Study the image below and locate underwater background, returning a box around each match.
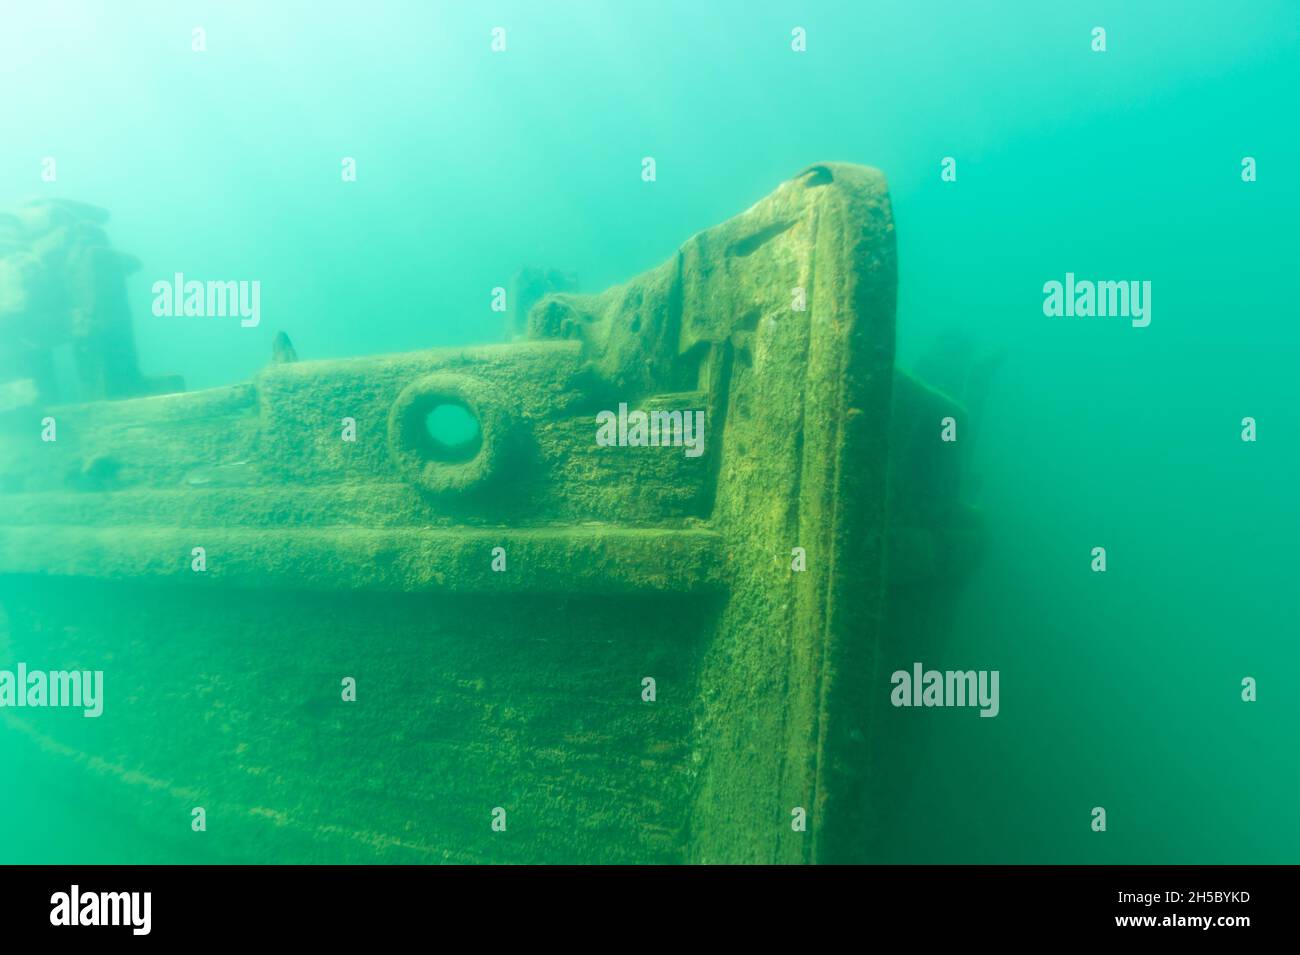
[1,0,1297,863]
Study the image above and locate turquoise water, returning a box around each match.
[1,1,1296,863]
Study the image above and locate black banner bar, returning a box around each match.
[0,865,1285,941]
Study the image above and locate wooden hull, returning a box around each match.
[0,163,976,863]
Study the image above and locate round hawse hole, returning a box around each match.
[424,402,482,463]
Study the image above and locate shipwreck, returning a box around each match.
[0,163,981,863]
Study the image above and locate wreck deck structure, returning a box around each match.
[0,163,976,863]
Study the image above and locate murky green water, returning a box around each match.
[1,1,1296,863]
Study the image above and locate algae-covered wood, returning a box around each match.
[0,163,973,864]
